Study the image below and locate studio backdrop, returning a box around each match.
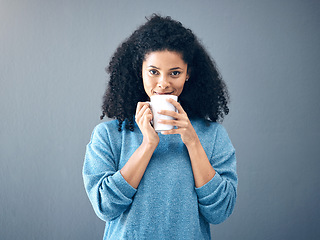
[1,0,319,239]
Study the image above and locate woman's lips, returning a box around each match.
[154,91,174,95]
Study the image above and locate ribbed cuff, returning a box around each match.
[113,171,137,199]
[195,171,223,199]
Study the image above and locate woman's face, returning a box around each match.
[142,50,189,98]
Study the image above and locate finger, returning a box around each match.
[142,109,156,131]
[136,104,151,121]
[135,102,143,116]
[135,106,148,124]
[141,107,154,127]
[157,109,180,119]
[158,119,188,128]
[135,102,150,117]
[160,128,181,135]
[166,98,186,114]
[162,126,190,135]
[142,107,152,121]
[136,105,148,122]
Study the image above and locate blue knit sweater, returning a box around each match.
[83,119,237,239]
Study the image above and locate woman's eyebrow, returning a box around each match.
[170,67,183,70]
[148,65,160,69]
[147,66,184,70]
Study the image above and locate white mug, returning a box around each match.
[148,95,178,132]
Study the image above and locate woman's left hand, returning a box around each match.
[158,98,199,147]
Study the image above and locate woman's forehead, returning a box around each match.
[143,50,187,67]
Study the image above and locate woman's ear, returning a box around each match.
[186,68,191,81]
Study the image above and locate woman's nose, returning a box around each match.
[157,76,170,89]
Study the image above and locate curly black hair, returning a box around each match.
[100,14,229,131]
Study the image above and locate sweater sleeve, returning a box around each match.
[82,124,137,222]
[195,124,237,224]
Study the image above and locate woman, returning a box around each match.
[83,15,237,240]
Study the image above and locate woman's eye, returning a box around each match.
[149,70,158,75]
[171,71,181,76]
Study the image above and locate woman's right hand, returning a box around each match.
[119,103,159,189]
[135,102,159,146]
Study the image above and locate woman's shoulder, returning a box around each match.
[90,119,139,140]
[192,119,234,155]
[88,119,122,142]
[191,118,230,139]
[92,119,118,134]
[191,118,221,130]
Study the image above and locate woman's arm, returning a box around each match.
[120,102,159,189]
[185,137,216,188]
[159,99,215,187]
[83,124,137,222]
[83,102,159,221]
[195,124,237,224]
[159,99,237,224]
[120,140,157,189]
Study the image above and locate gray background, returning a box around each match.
[1,0,319,239]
